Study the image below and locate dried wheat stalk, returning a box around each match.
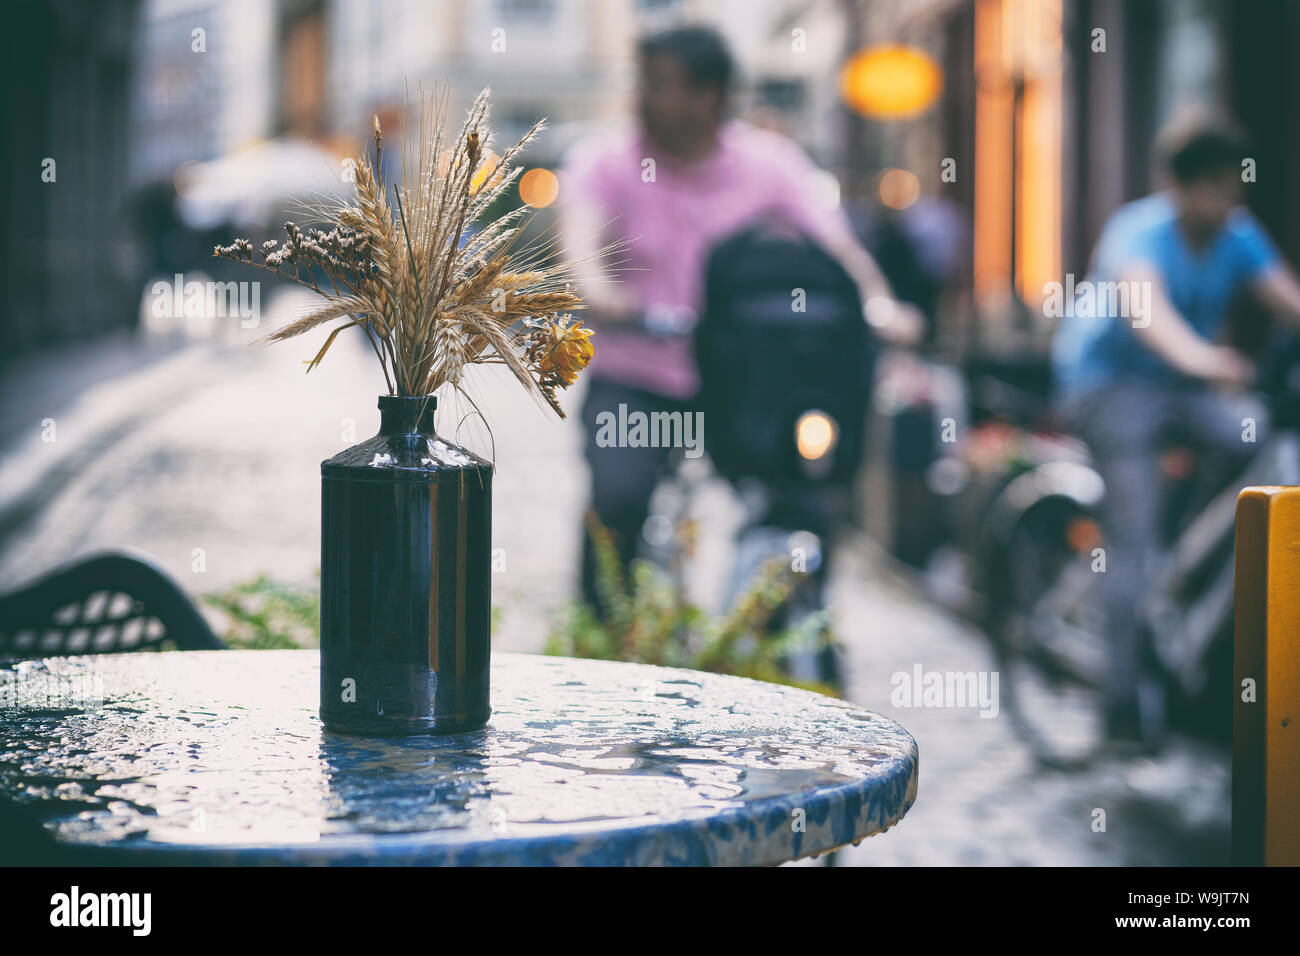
[215,87,600,418]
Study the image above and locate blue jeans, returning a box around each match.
[1060,382,1266,716]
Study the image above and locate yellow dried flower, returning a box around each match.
[540,320,594,387]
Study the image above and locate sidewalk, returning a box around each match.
[820,539,1229,865]
[0,334,224,555]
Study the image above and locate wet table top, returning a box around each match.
[0,650,917,866]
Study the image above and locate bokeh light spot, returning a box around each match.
[519,167,559,208]
[878,168,921,210]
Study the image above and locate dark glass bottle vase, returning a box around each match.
[320,395,492,736]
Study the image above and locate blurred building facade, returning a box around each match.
[8,0,1299,358]
[130,0,858,175]
[830,0,1300,357]
[942,0,1300,355]
[4,0,143,354]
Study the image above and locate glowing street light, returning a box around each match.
[840,45,943,119]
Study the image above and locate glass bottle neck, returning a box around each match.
[377,396,438,436]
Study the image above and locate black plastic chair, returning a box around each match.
[0,551,224,659]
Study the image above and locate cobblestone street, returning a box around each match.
[0,299,1230,865]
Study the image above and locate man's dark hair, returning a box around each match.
[1157,113,1247,184]
[638,25,735,94]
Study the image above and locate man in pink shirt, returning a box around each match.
[562,25,913,606]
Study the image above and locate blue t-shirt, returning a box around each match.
[1052,193,1279,397]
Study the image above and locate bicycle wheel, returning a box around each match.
[995,508,1109,768]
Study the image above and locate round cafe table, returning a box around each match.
[0,650,917,866]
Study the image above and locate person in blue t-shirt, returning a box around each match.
[1051,114,1300,749]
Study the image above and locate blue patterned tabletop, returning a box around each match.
[0,650,917,866]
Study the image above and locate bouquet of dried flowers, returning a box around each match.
[214,88,595,418]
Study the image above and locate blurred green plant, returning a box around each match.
[544,515,840,696]
[202,573,321,649]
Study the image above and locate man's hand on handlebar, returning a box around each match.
[865,297,926,348]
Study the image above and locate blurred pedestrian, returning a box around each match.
[560,24,917,609]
